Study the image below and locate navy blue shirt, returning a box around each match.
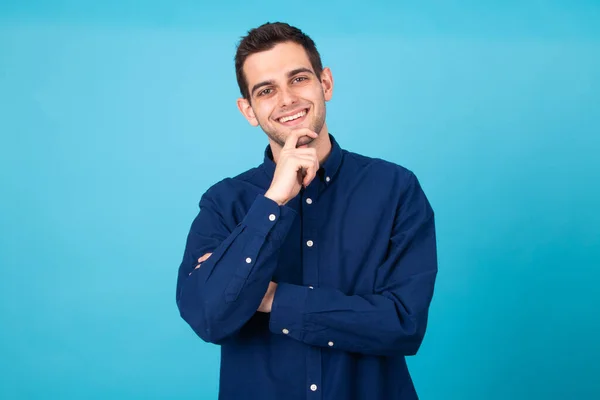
[176,134,437,400]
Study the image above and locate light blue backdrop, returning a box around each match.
[1,1,599,399]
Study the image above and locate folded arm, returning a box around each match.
[176,187,297,344]
[269,172,438,357]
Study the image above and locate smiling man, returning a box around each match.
[176,22,438,400]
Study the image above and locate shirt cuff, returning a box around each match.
[241,194,296,237]
[269,283,309,339]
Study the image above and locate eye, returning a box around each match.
[258,88,273,97]
[293,76,308,83]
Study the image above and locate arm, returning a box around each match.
[176,188,297,344]
[177,129,321,344]
[269,171,437,357]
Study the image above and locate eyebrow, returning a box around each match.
[250,67,315,97]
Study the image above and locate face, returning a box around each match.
[237,41,334,148]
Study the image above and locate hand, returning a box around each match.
[189,252,212,275]
[264,129,319,206]
[257,282,278,313]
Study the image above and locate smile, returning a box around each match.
[278,109,307,123]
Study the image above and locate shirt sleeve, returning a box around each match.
[269,171,437,357]
[176,185,297,344]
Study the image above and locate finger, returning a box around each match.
[292,154,318,163]
[189,264,202,275]
[282,130,302,150]
[298,159,318,187]
[293,152,318,173]
[292,155,318,177]
[290,128,319,139]
[191,253,213,275]
[292,128,319,149]
[303,167,317,187]
[283,129,318,150]
[292,148,318,158]
[291,158,310,186]
[197,252,212,263]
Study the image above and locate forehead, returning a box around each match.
[243,41,314,85]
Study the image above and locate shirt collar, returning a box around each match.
[261,133,343,185]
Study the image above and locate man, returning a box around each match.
[176,22,437,400]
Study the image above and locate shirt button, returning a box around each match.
[308,286,314,289]
[245,257,252,264]
[310,384,318,391]
[325,176,331,182]
[306,198,313,204]
[328,341,334,347]
[269,214,276,221]
[282,328,289,335]
[306,240,314,247]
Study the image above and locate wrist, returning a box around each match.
[264,190,287,206]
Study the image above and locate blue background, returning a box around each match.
[1,1,599,399]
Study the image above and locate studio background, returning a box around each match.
[1,1,599,399]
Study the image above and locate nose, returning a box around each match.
[279,85,298,108]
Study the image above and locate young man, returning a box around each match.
[176,22,438,400]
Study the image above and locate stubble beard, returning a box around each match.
[260,101,326,148]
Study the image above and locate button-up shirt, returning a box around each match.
[176,134,438,400]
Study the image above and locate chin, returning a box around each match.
[297,135,315,146]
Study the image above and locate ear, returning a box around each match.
[320,67,334,102]
[237,97,259,127]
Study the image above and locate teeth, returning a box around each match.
[279,110,306,123]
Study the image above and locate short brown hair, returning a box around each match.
[235,22,323,100]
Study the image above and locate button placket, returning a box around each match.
[301,182,320,288]
[302,183,322,400]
